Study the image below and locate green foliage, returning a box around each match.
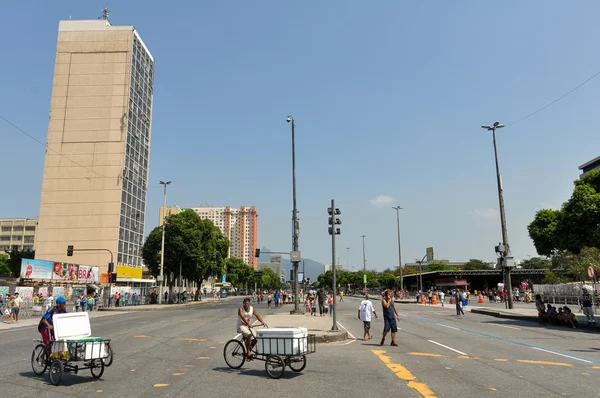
[225,257,253,290]
[3,249,35,278]
[528,169,600,255]
[377,272,397,288]
[142,209,229,289]
[394,266,418,276]
[519,257,551,270]
[542,270,562,284]
[462,259,491,270]
[260,268,282,290]
[550,247,600,282]
[0,254,11,277]
[424,262,455,272]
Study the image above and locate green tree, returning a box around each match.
[3,249,35,278]
[142,209,228,299]
[528,209,560,257]
[394,266,418,277]
[0,254,11,277]
[542,270,562,284]
[377,272,397,288]
[317,270,333,289]
[225,257,253,292]
[260,268,282,290]
[462,259,491,270]
[424,262,454,272]
[519,257,551,269]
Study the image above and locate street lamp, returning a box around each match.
[416,253,427,292]
[159,180,171,304]
[287,115,301,313]
[361,235,367,293]
[346,247,350,272]
[179,255,199,304]
[481,122,514,310]
[392,206,403,292]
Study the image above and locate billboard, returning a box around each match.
[116,265,142,279]
[426,247,434,262]
[52,263,78,281]
[15,286,33,300]
[78,265,100,283]
[21,259,54,280]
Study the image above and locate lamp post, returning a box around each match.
[392,206,403,292]
[361,235,367,293]
[287,115,301,313]
[346,247,350,272]
[417,254,427,292]
[159,180,171,304]
[481,122,514,310]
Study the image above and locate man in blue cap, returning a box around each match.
[39,296,67,345]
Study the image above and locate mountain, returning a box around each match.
[257,246,324,281]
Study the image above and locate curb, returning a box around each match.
[470,308,600,332]
[313,330,348,344]
[98,300,220,312]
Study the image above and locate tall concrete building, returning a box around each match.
[35,19,154,271]
[579,156,600,176]
[0,218,38,253]
[159,205,259,268]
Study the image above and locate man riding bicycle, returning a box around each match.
[237,298,268,358]
[39,296,67,345]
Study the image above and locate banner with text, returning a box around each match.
[21,259,54,280]
[52,262,78,281]
[78,266,100,283]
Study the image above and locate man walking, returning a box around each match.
[380,289,400,346]
[12,292,23,323]
[358,294,377,341]
[317,287,326,316]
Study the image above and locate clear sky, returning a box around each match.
[1,1,599,271]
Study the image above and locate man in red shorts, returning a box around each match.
[39,296,67,344]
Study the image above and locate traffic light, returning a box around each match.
[110,272,117,283]
[328,207,341,235]
[255,248,261,258]
[108,262,114,273]
[67,245,74,256]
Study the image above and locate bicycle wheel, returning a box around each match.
[223,339,246,369]
[265,355,285,379]
[90,359,105,379]
[102,345,114,367]
[48,360,63,386]
[31,344,48,375]
[288,355,307,372]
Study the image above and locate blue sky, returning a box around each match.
[1,1,599,271]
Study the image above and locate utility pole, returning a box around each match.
[287,115,301,313]
[159,180,171,304]
[328,200,341,331]
[482,122,514,310]
[392,206,403,292]
[346,247,350,271]
[361,235,367,293]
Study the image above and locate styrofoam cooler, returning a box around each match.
[52,312,108,360]
[257,327,308,355]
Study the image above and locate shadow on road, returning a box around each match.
[20,371,106,387]
[212,366,302,379]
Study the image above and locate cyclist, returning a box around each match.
[38,296,67,345]
[237,298,268,358]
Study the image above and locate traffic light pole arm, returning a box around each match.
[70,248,114,265]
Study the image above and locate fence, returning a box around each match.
[533,283,599,306]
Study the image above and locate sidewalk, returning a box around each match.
[98,296,232,312]
[0,310,127,331]
[263,312,347,343]
[470,307,600,331]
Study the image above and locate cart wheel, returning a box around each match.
[90,359,105,379]
[31,344,48,375]
[49,360,63,385]
[265,355,285,379]
[102,345,114,367]
[288,355,307,372]
[223,339,246,369]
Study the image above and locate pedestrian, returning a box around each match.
[380,289,400,346]
[358,294,377,341]
[439,291,445,307]
[12,292,23,323]
[328,295,334,317]
[323,294,329,315]
[317,287,326,316]
[581,289,596,325]
[454,289,465,317]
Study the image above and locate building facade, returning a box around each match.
[324,264,344,273]
[159,205,259,268]
[35,19,154,272]
[0,219,37,253]
[579,156,600,176]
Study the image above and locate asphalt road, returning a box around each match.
[1,296,599,397]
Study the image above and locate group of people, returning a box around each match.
[0,292,23,324]
[535,290,597,328]
[305,287,335,317]
[74,293,99,312]
[358,290,401,346]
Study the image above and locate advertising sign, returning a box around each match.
[116,265,142,279]
[52,262,78,281]
[426,247,434,262]
[100,273,109,284]
[15,286,33,300]
[20,259,54,280]
[52,287,65,299]
[38,287,48,298]
[0,286,8,297]
[78,266,99,283]
[588,266,595,279]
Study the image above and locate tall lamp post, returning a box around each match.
[287,115,301,313]
[482,122,514,310]
[346,247,350,272]
[361,235,367,293]
[159,180,171,304]
[392,206,403,292]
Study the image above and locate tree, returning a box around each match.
[225,257,253,292]
[519,257,551,270]
[542,270,562,284]
[528,209,560,257]
[142,209,229,300]
[0,254,10,277]
[394,266,418,277]
[462,259,491,270]
[424,262,454,272]
[260,268,282,290]
[317,270,333,289]
[3,249,35,278]
[377,272,397,288]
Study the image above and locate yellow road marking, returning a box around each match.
[488,388,497,391]
[457,356,470,359]
[445,367,452,370]
[516,360,572,367]
[153,384,168,387]
[130,369,135,372]
[593,366,600,369]
[408,352,444,357]
[582,373,590,376]
[210,346,216,349]
[135,335,151,338]
[197,357,210,360]
[494,359,508,362]
[172,373,184,376]
[372,350,436,398]
[179,338,200,341]
[97,390,103,393]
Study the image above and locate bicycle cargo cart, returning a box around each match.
[223,327,316,378]
[30,312,112,385]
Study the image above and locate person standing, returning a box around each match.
[317,287,326,316]
[439,291,445,307]
[581,289,596,325]
[328,295,334,317]
[380,290,400,346]
[12,292,23,323]
[358,294,377,341]
[454,289,464,317]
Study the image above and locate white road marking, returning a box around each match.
[336,321,357,340]
[428,340,467,356]
[438,324,460,331]
[531,347,592,364]
[342,340,356,345]
[491,323,521,330]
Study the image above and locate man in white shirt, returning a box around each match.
[12,292,23,323]
[46,294,54,311]
[358,294,378,341]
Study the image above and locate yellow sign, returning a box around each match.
[426,247,434,253]
[116,265,142,279]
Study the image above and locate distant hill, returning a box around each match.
[258,246,324,281]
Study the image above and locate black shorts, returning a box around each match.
[363,321,371,331]
[383,317,397,333]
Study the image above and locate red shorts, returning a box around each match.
[40,328,51,345]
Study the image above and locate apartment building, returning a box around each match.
[0,218,37,253]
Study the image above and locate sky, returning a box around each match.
[1,1,599,271]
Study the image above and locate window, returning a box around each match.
[13,226,23,232]
[25,226,36,232]
[1,227,11,232]
[24,236,34,243]
[0,236,10,241]
[12,236,22,241]
[23,245,33,251]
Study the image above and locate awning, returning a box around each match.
[87,284,100,291]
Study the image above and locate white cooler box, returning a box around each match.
[257,327,308,356]
[52,312,108,361]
